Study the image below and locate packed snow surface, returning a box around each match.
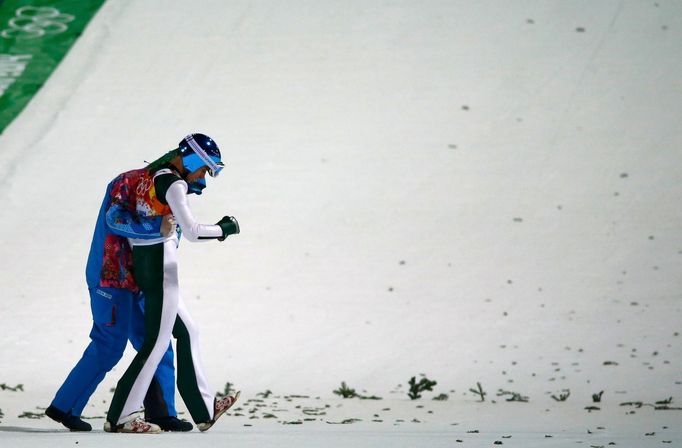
[1,1,681,446]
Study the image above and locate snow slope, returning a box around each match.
[0,0,681,445]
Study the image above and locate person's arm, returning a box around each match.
[105,203,165,239]
[164,180,224,242]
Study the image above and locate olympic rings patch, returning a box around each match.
[136,178,153,196]
[1,6,75,40]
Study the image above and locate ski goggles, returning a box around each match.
[182,153,224,177]
[183,134,225,177]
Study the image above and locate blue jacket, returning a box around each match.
[85,174,164,290]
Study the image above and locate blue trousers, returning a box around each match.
[51,287,176,418]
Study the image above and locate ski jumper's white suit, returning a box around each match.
[106,166,224,425]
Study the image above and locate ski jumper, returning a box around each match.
[50,173,178,419]
[107,167,224,425]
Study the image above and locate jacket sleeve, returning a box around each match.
[105,174,164,239]
[165,180,223,242]
[105,204,164,239]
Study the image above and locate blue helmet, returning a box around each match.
[178,133,224,177]
[178,133,224,195]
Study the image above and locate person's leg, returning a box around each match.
[51,288,132,414]
[172,292,239,431]
[48,288,132,429]
[106,241,179,427]
[128,291,177,419]
[173,294,213,423]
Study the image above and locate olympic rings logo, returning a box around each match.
[136,178,153,196]
[1,6,75,40]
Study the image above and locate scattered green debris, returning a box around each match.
[621,401,643,408]
[469,382,487,402]
[551,389,571,402]
[619,398,682,411]
[327,418,362,425]
[433,393,449,401]
[656,405,682,411]
[0,383,24,392]
[497,389,529,402]
[256,390,273,399]
[592,391,604,403]
[302,407,327,416]
[333,382,357,398]
[18,411,44,419]
[282,420,303,425]
[216,382,235,398]
[655,397,682,410]
[333,382,381,400]
[408,375,437,400]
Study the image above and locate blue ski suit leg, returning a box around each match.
[51,287,176,417]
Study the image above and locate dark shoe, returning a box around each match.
[45,405,92,432]
[45,405,67,422]
[148,416,193,432]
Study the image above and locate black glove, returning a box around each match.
[216,216,240,241]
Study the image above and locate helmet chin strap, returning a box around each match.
[187,178,206,195]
